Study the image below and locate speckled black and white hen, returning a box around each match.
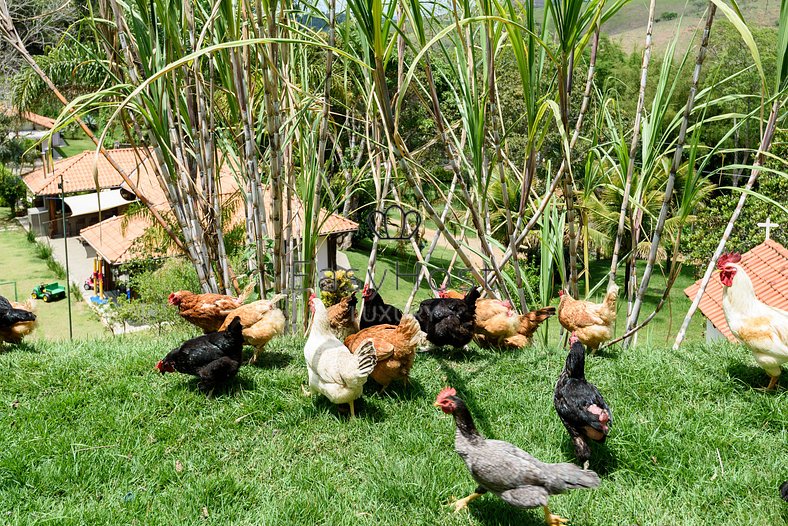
[435,387,600,525]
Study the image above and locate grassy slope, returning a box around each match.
[0,330,785,525]
[598,0,779,52]
[0,216,106,341]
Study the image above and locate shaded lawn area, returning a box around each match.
[0,214,106,341]
[0,330,785,525]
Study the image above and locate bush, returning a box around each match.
[318,268,360,307]
[660,11,678,21]
[108,258,202,329]
[33,241,52,260]
[0,165,28,214]
[683,174,788,274]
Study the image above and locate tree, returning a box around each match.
[0,164,26,214]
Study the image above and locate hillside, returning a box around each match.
[0,331,785,525]
[604,0,780,51]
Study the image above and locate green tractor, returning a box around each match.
[31,282,66,303]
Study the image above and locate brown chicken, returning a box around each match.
[326,293,360,340]
[439,287,554,348]
[500,307,558,348]
[169,284,254,333]
[557,284,618,351]
[344,314,422,389]
[0,297,37,344]
[218,294,287,363]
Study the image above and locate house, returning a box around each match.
[1,106,65,155]
[21,148,153,237]
[684,239,788,343]
[30,149,359,290]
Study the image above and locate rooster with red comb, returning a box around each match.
[434,387,600,524]
[717,251,788,389]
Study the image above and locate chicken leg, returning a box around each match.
[452,491,483,512]
[766,375,779,390]
[543,505,568,526]
[349,399,356,418]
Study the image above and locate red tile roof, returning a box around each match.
[684,240,788,342]
[22,148,153,196]
[0,105,56,129]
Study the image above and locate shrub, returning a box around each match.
[660,11,678,21]
[318,268,360,307]
[34,241,52,260]
[108,258,202,330]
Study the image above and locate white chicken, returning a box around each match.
[304,293,376,416]
[718,252,788,390]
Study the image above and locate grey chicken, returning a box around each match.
[435,387,600,525]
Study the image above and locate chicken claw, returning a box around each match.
[450,492,482,512]
[300,384,312,397]
[543,506,568,526]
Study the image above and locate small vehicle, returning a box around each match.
[84,275,95,290]
[31,282,66,303]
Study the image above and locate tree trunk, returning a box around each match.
[626,3,717,342]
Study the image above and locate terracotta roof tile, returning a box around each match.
[684,239,788,342]
[22,148,153,196]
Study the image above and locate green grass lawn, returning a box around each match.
[56,135,96,158]
[0,214,106,340]
[0,329,785,525]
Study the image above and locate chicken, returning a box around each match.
[326,293,360,340]
[168,284,253,333]
[557,284,618,351]
[415,287,481,349]
[344,314,422,389]
[781,480,788,502]
[437,286,465,300]
[434,387,600,525]
[502,307,558,348]
[156,316,244,392]
[0,296,37,344]
[438,287,555,348]
[554,333,612,469]
[304,294,377,417]
[718,252,788,390]
[218,294,287,363]
[360,286,402,329]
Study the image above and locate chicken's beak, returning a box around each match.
[433,401,441,408]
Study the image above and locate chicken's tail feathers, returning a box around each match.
[267,293,287,306]
[354,339,377,376]
[604,284,619,307]
[552,463,601,490]
[395,314,423,347]
[236,280,257,304]
[524,306,556,323]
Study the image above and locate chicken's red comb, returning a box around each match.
[717,252,742,270]
[436,387,457,402]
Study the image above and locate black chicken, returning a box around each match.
[0,295,37,344]
[156,316,244,392]
[553,333,612,469]
[0,295,36,327]
[435,387,600,525]
[415,286,481,349]
[360,285,402,329]
[781,480,788,502]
